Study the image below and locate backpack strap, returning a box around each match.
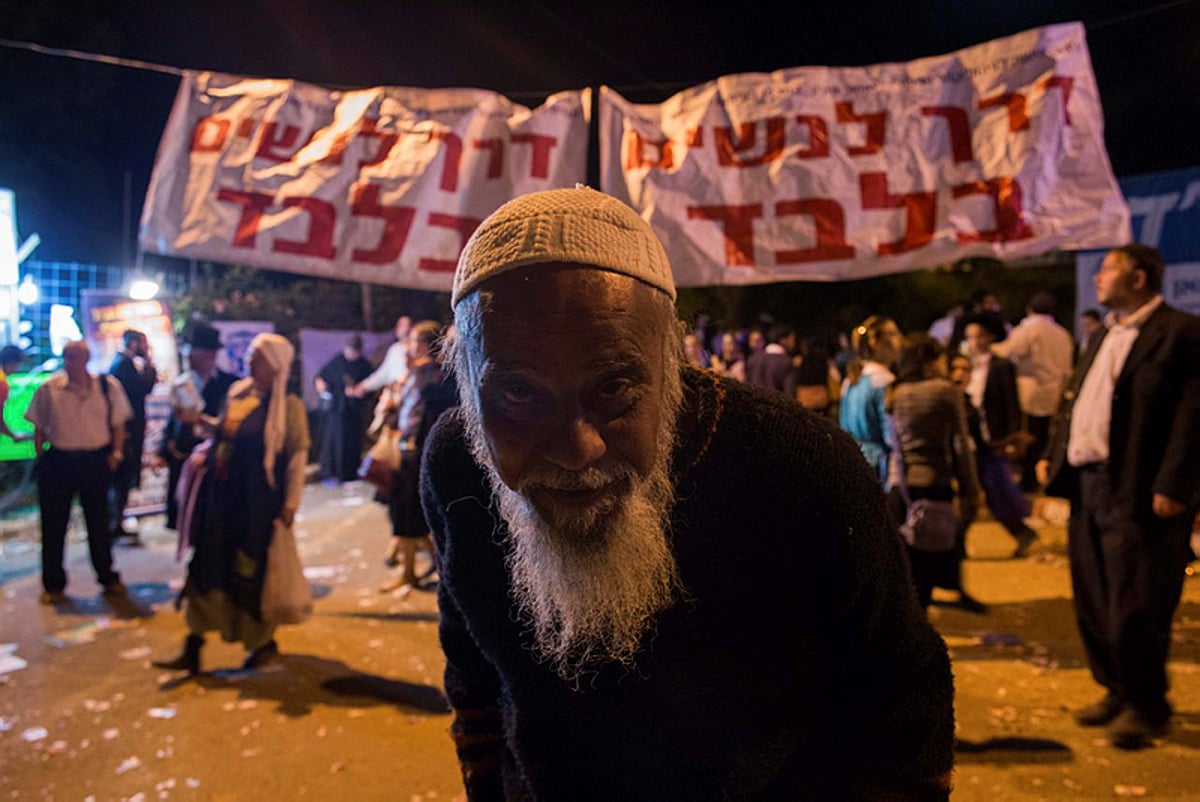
[99,373,114,430]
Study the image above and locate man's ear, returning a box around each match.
[1131,267,1149,292]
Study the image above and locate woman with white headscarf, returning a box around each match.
[154,333,310,674]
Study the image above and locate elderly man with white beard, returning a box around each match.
[420,187,954,800]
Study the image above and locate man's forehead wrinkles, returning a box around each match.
[481,312,648,354]
[481,348,648,380]
[485,303,639,330]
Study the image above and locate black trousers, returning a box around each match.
[1069,467,1193,718]
[318,409,365,482]
[38,447,120,593]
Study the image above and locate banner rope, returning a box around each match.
[2,1,1194,96]
[0,37,184,77]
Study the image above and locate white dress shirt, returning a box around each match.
[991,313,1074,417]
[25,373,133,450]
[1067,296,1163,466]
[359,341,408,393]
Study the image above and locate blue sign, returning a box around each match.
[1076,166,1200,322]
[1119,166,1200,263]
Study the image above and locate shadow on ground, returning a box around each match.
[324,609,440,624]
[159,652,450,717]
[1166,711,1200,749]
[954,736,1073,764]
[43,581,175,620]
[937,598,1200,667]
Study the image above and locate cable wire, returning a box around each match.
[3,0,1196,95]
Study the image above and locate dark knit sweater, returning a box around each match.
[421,368,954,801]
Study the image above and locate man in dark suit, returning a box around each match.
[745,323,798,396]
[962,316,1039,557]
[161,324,237,530]
[108,329,157,546]
[963,317,1020,442]
[1038,244,1200,750]
[1077,308,1105,357]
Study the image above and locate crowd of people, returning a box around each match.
[2,313,459,653]
[1,185,1197,793]
[685,294,1075,610]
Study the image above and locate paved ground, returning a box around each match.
[1,481,1198,800]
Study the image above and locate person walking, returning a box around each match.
[961,317,1039,557]
[25,340,132,605]
[888,334,984,612]
[154,333,310,673]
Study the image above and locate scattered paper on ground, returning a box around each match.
[21,726,48,742]
[45,618,133,648]
[0,643,28,674]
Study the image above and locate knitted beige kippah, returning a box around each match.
[452,185,676,306]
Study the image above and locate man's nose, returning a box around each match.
[544,416,606,472]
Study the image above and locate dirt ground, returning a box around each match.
[1,481,1198,800]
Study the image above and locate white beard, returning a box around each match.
[459,372,684,682]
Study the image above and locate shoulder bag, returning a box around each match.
[895,433,959,552]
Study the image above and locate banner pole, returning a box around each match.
[360,282,373,330]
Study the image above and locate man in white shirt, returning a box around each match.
[991,291,1074,490]
[1038,245,1200,750]
[352,315,412,397]
[25,340,134,605]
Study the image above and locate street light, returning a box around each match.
[16,274,38,306]
[129,278,160,300]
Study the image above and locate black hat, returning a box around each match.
[188,325,222,351]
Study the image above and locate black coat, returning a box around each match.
[109,352,156,436]
[745,349,797,395]
[978,355,1021,445]
[1044,302,1200,521]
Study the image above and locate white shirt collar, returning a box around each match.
[1105,295,1163,330]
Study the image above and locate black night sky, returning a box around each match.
[2,0,1198,266]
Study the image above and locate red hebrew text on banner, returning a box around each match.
[599,22,1130,286]
[140,74,590,290]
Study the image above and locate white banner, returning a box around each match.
[140,72,590,290]
[600,22,1130,286]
